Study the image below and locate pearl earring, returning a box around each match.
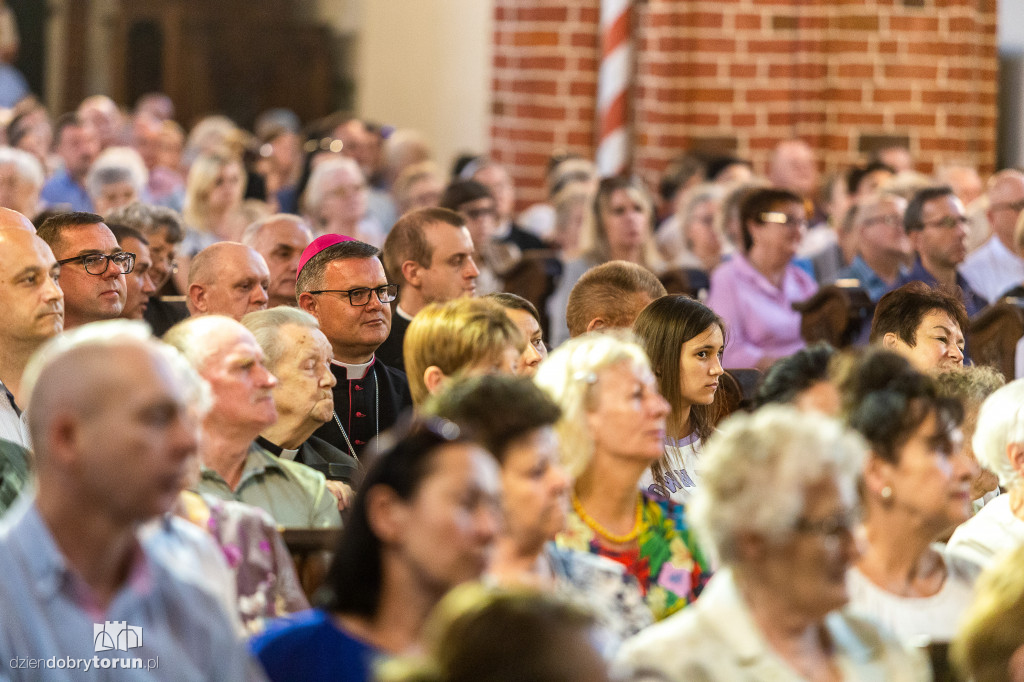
[880,486,893,500]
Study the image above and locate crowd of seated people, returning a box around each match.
[6,93,1024,681]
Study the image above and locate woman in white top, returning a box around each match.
[947,378,1024,567]
[843,350,979,645]
[632,295,725,504]
[614,406,927,681]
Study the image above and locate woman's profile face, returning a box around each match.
[206,161,244,210]
[748,200,805,262]
[601,189,649,254]
[684,198,722,265]
[500,426,569,549]
[761,476,859,622]
[678,323,725,407]
[882,409,975,529]
[585,360,670,464]
[392,442,502,593]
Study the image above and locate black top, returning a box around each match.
[254,435,359,484]
[375,312,411,373]
[145,297,190,337]
[311,358,412,458]
[501,222,547,252]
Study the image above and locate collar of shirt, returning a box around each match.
[700,567,879,669]
[254,435,300,461]
[200,442,285,488]
[730,252,798,300]
[0,377,20,417]
[331,356,375,381]
[4,494,154,616]
[394,304,414,322]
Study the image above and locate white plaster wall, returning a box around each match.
[356,0,493,170]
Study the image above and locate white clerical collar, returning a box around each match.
[332,356,375,380]
[395,305,414,322]
[278,447,300,461]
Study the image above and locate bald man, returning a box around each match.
[961,170,1024,302]
[0,322,257,678]
[186,241,270,319]
[241,214,313,309]
[0,210,63,447]
[164,315,340,528]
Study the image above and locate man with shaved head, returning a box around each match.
[37,211,131,329]
[241,214,313,309]
[165,315,340,528]
[186,241,270,319]
[0,208,63,447]
[0,321,257,678]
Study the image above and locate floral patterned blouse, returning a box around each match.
[556,491,711,621]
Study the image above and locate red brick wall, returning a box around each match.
[492,0,998,209]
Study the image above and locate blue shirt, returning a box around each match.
[899,257,987,317]
[838,255,903,303]
[40,169,93,212]
[0,495,259,681]
[251,609,380,682]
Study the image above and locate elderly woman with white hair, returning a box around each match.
[85,146,148,216]
[301,155,384,246]
[0,145,44,219]
[535,331,711,622]
[613,406,928,681]
[947,379,1024,567]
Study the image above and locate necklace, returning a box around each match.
[332,366,379,462]
[570,489,643,544]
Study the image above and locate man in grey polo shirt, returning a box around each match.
[164,314,340,528]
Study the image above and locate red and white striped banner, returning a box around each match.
[596,0,633,176]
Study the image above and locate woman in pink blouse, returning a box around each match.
[706,188,817,370]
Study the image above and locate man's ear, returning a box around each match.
[586,317,608,333]
[297,292,318,315]
[423,366,447,396]
[401,260,422,288]
[188,284,207,315]
[882,332,900,351]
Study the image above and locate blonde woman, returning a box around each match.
[536,332,710,622]
[176,150,249,291]
[404,297,524,407]
[546,176,663,347]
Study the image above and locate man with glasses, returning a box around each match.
[838,193,912,302]
[961,170,1024,303]
[899,185,987,316]
[36,211,132,329]
[297,235,412,458]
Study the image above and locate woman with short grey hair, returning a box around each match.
[947,378,1024,567]
[614,406,927,681]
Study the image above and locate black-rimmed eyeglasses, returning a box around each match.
[56,252,136,276]
[308,284,399,306]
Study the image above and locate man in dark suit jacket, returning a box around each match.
[297,235,412,463]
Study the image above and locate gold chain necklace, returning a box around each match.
[570,489,643,544]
